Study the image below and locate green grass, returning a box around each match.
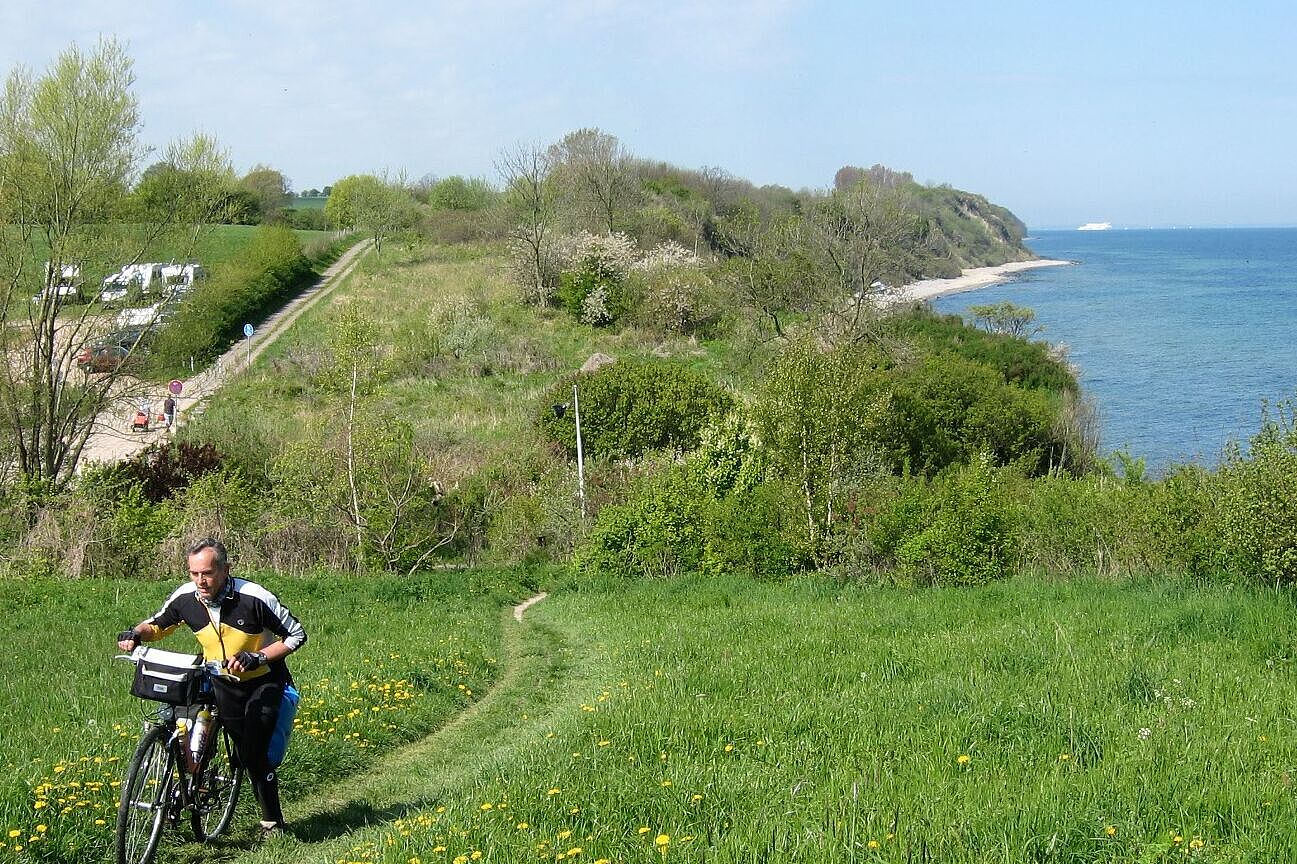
[7,572,1297,862]
[249,575,1297,863]
[0,568,532,863]
[185,240,755,485]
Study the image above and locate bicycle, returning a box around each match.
[114,646,245,864]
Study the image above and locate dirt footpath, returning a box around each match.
[77,239,372,468]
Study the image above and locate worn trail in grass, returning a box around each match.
[225,575,1297,863]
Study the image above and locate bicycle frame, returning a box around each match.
[115,650,244,864]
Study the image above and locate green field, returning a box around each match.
[5,572,1297,863]
[0,568,531,863]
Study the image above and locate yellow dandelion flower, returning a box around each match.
[7,831,19,838]
[868,839,880,849]
[548,788,562,796]
[956,754,971,765]
[558,830,572,841]
[1173,835,1183,844]
[1190,838,1204,850]
[655,834,670,847]
[409,858,422,864]
[479,803,493,811]
[517,822,529,830]
[598,740,610,747]
[35,825,46,833]
[570,807,581,815]
[638,827,651,835]
[660,779,672,787]
[471,852,482,861]
[1105,825,1116,837]
[724,744,734,752]
[52,766,65,774]
[433,845,447,853]
[566,848,582,857]
[691,794,702,802]
[1058,753,1071,762]
[94,819,106,826]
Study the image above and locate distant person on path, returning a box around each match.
[163,395,176,428]
[115,538,307,835]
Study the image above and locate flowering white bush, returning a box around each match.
[580,285,613,326]
[633,240,699,272]
[554,230,638,280]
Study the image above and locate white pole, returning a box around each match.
[573,383,586,520]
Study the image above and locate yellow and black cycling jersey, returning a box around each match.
[146,577,307,684]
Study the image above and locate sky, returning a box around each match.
[2,0,1295,230]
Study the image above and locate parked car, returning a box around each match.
[76,329,148,373]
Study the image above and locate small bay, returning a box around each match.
[933,228,1297,468]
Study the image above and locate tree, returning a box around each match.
[496,143,559,305]
[548,128,638,233]
[969,301,1042,339]
[427,175,498,211]
[324,174,417,253]
[239,163,292,223]
[754,338,890,549]
[0,40,235,498]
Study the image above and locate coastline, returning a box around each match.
[896,258,1073,303]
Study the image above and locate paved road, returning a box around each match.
[77,239,372,468]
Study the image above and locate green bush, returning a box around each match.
[150,227,357,374]
[701,479,807,579]
[573,467,706,579]
[538,360,733,461]
[876,353,1060,476]
[885,458,1019,586]
[1217,403,1297,585]
[886,307,1076,393]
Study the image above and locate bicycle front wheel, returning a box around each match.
[191,727,243,840]
[115,724,176,864]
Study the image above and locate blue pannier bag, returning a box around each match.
[268,684,300,768]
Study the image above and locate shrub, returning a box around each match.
[886,307,1077,393]
[553,231,638,324]
[116,440,225,503]
[876,353,1060,476]
[701,479,808,579]
[887,458,1019,586]
[1216,402,1297,585]
[151,227,356,374]
[573,467,706,579]
[538,360,733,461]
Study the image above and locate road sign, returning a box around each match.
[243,322,254,338]
[168,379,183,396]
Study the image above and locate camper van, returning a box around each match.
[100,263,164,303]
[159,262,205,296]
[38,263,83,302]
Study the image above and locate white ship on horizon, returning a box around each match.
[1077,221,1112,231]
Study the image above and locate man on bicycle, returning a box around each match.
[116,538,306,835]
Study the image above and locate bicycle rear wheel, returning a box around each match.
[190,727,243,840]
[115,724,176,864]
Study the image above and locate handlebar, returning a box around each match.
[115,646,241,682]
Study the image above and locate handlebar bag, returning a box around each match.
[131,648,203,705]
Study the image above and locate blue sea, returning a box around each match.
[932,228,1297,469]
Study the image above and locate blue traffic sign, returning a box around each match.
[243,323,254,338]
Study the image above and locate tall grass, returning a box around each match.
[250,575,1297,863]
[0,568,530,863]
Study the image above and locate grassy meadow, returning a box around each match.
[0,568,532,863]
[184,241,750,503]
[5,570,1297,862]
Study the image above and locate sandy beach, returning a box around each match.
[896,258,1073,303]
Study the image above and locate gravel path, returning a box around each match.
[77,238,372,468]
